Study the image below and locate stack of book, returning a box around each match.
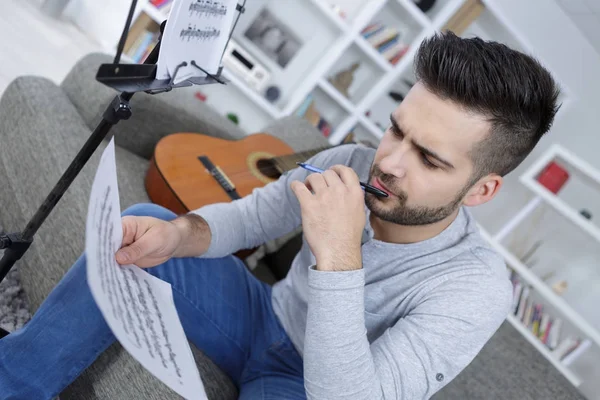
[510,270,591,364]
[360,22,409,65]
[296,94,333,137]
[126,29,160,63]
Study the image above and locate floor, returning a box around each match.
[0,1,102,95]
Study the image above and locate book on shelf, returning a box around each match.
[126,29,159,63]
[360,22,409,65]
[509,271,591,363]
[149,0,173,16]
[150,0,173,9]
[296,94,333,137]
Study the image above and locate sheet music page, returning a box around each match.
[85,138,207,400]
[156,0,238,84]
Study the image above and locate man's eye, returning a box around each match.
[422,154,438,169]
[390,127,403,138]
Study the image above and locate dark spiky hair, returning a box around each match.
[414,31,561,178]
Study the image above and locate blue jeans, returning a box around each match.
[0,204,305,399]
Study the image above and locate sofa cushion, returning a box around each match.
[0,75,238,399]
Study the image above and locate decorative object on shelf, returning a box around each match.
[329,4,347,19]
[538,161,570,194]
[412,0,436,13]
[328,62,360,98]
[552,280,568,295]
[244,8,303,68]
[222,39,271,92]
[194,91,207,102]
[226,113,240,125]
[264,85,281,103]
[442,0,484,35]
[580,209,592,220]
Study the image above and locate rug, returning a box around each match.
[0,249,31,332]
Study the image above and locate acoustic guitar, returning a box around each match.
[144,132,329,215]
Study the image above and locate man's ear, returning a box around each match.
[463,174,503,207]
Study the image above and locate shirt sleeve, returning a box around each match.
[303,267,513,400]
[190,144,357,258]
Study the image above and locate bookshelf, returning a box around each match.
[477,144,600,397]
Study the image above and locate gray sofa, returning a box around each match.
[0,53,586,400]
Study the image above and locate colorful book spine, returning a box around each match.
[516,287,529,321]
[531,304,543,336]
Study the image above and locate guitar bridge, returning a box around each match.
[198,156,240,200]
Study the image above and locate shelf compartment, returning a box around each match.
[495,197,600,333]
[357,0,420,67]
[122,10,161,64]
[322,43,388,106]
[520,144,600,243]
[506,267,600,388]
[231,0,340,112]
[141,2,168,25]
[295,87,350,139]
[478,226,600,353]
[221,69,282,119]
[317,79,355,113]
[307,0,351,33]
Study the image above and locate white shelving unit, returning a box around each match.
[124,0,472,135]
[478,144,600,397]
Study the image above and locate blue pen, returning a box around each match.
[296,162,389,198]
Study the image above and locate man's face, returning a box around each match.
[366,82,491,226]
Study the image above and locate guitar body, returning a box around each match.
[145,132,296,214]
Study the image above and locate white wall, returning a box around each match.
[556,0,600,56]
[62,0,140,51]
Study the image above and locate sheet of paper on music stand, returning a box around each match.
[85,137,207,400]
[156,0,238,84]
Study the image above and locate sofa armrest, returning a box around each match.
[60,52,247,160]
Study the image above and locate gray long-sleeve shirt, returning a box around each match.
[193,144,512,399]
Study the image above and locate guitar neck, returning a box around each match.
[271,146,331,174]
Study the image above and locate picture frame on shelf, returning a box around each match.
[244,8,303,68]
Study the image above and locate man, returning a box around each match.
[0,32,560,399]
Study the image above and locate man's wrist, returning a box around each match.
[171,213,211,257]
[316,248,362,272]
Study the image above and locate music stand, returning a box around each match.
[0,0,246,338]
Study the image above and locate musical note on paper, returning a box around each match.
[180,24,221,41]
[189,0,228,18]
[156,0,238,84]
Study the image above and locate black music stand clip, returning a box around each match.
[0,0,245,337]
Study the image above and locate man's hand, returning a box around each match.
[290,165,365,271]
[115,216,184,268]
[115,214,210,268]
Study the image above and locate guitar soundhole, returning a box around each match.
[256,159,281,180]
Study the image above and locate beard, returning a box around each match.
[365,164,471,226]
